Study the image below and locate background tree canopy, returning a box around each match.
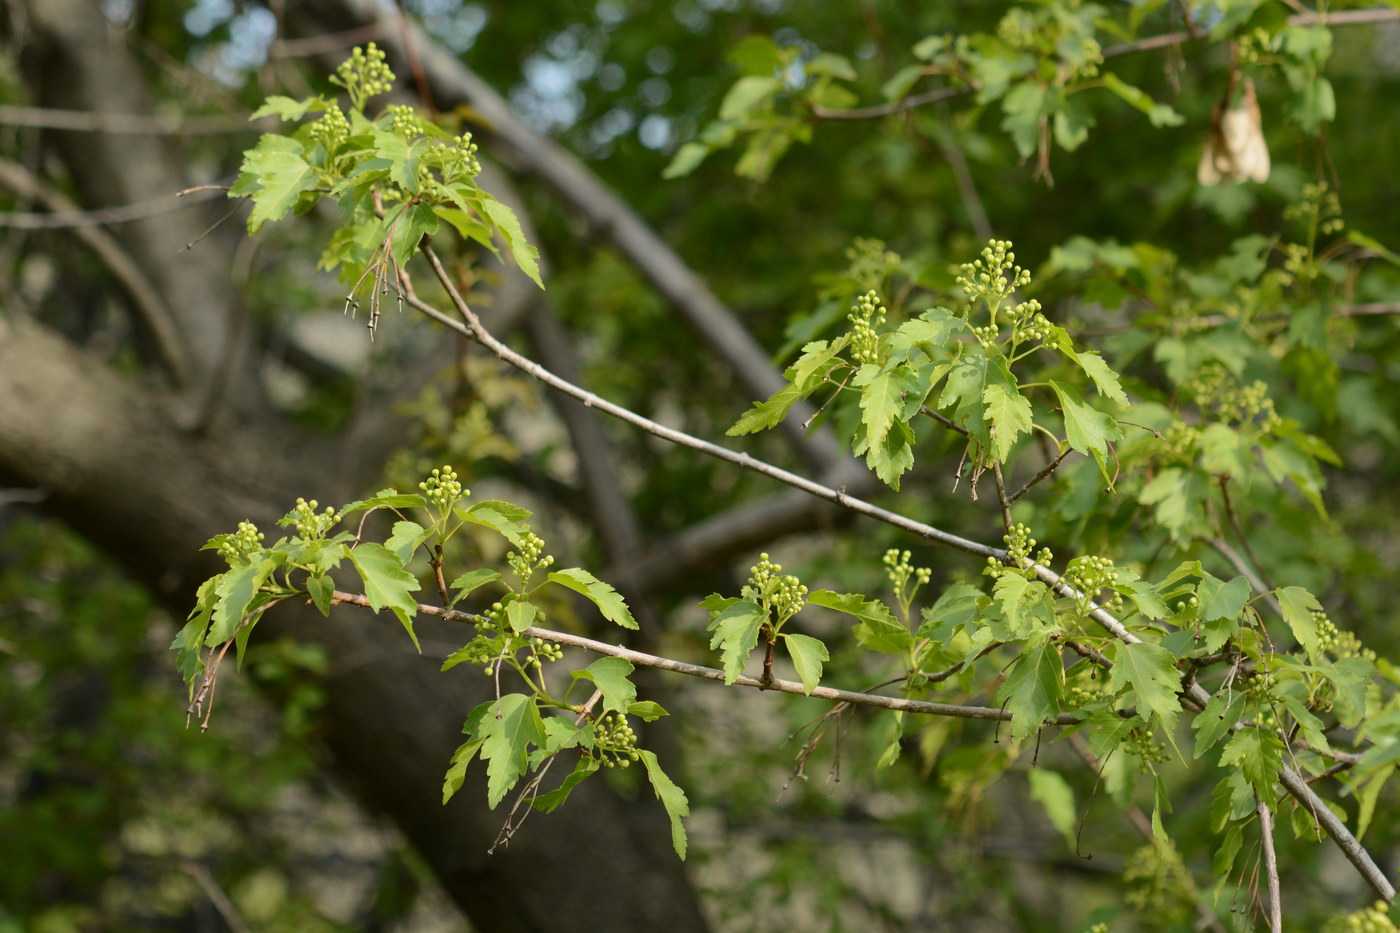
[2,0,1400,930]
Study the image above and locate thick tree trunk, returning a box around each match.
[3,3,710,929]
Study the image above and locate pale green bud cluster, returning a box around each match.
[1243,665,1279,700]
[746,553,808,624]
[1187,364,1280,432]
[455,631,504,674]
[843,237,901,290]
[1010,298,1051,345]
[1314,611,1376,662]
[1125,726,1170,772]
[956,239,1031,310]
[1123,842,1192,922]
[986,523,1052,578]
[594,710,640,767]
[846,290,886,365]
[419,465,466,511]
[883,548,930,602]
[287,497,340,540]
[997,7,1101,80]
[1285,181,1344,236]
[427,132,482,183]
[385,103,423,139]
[217,520,265,565]
[528,636,563,666]
[310,103,350,151]
[331,43,395,110]
[507,531,554,583]
[1065,554,1117,594]
[1323,901,1400,933]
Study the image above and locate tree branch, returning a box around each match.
[1258,797,1283,933]
[330,590,1083,725]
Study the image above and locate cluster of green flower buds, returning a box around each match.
[1125,726,1170,772]
[593,711,640,767]
[986,523,1054,580]
[286,497,340,540]
[1065,554,1118,595]
[331,43,395,110]
[956,239,1032,313]
[216,520,265,565]
[1010,298,1052,346]
[1243,665,1279,700]
[454,632,505,674]
[1066,680,1102,708]
[1285,181,1345,237]
[843,237,901,290]
[996,7,1101,80]
[1160,420,1201,464]
[1323,901,1400,933]
[746,553,808,625]
[507,531,554,583]
[426,132,483,183]
[846,290,886,365]
[310,103,350,152]
[883,548,931,601]
[385,103,423,139]
[1315,611,1376,662]
[528,636,563,666]
[1187,365,1280,432]
[419,465,466,511]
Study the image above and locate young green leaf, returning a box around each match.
[1028,768,1077,847]
[575,656,637,713]
[996,633,1064,743]
[627,701,670,721]
[548,568,638,630]
[1276,585,1323,657]
[532,758,600,813]
[1107,641,1182,730]
[306,574,335,616]
[639,750,690,859]
[237,135,318,235]
[476,693,547,808]
[1219,727,1284,798]
[349,542,422,651]
[505,599,539,633]
[808,590,911,654]
[782,633,828,694]
[207,557,277,646]
[456,500,531,548]
[1050,380,1123,482]
[480,195,544,289]
[707,599,766,683]
[442,701,493,804]
[1192,691,1247,759]
[448,568,503,606]
[384,520,430,564]
[982,362,1033,462]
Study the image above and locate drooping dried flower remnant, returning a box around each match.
[1198,76,1270,185]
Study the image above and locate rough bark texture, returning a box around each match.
[4,2,710,929]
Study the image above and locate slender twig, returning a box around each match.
[992,460,1014,533]
[181,862,251,933]
[0,184,227,229]
[399,250,1396,903]
[1257,798,1283,933]
[331,590,1082,725]
[919,404,969,435]
[490,688,603,854]
[0,103,264,135]
[1008,448,1070,503]
[807,9,1398,122]
[1219,477,1279,594]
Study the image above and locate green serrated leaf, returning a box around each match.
[996,633,1064,743]
[208,557,276,646]
[338,490,428,514]
[350,542,422,651]
[384,520,430,564]
[726,381,806,435]
[480,195,544,289]
[639,750,690,859]
[442,701,493,803]
[783,633,828,694]
[1050,380,1123,482]
[237,134,318,235]
[993,573,1051,638]
[1071,351,1128,405]
[1200,574,1251,623]
[808,590,911,653]
[476,694,547,808]
[1107,642,1182,730]
[388,200,440,268]
[662,141,712,179]
[720,75,779,120]
[1276,585,1323,657]
[448,569,503,606]
[456,501,530,548]
[707,599,766,683]
[982,362,1033,462]
[1220,726,1283,797]
[1192,691,1246,758]
[249,95,329,121]
[548,568,637,630]
[575,656,637,712]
